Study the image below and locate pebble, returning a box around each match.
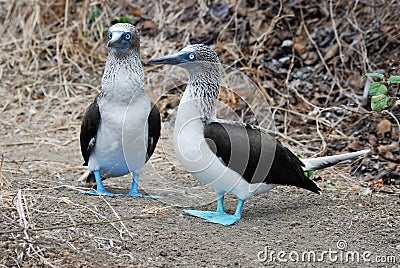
[376,119,391,136]
[281,40,293,47]
[278,56,291,63]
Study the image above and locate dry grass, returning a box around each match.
[0,0,399,266]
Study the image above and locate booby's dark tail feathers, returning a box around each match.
[296,177,322,195]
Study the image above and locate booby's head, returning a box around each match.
[148,44,222,116]
[147,44,221,75]
[107,23,140,54]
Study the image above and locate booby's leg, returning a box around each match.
[84,170,123,196]
[125,173,161,198]
[216,194,225,213]
[184,193,228,220]
[206,199,244,226]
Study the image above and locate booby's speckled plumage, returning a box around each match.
[79,23,161,197]
[147,44,370,225]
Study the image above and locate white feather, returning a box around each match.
[88,93,149,178]
[77,170,90,182]
[301,149,370,171]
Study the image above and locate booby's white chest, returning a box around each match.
[173,101,276,200]
[88,94,150,177]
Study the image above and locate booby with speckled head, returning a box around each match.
[79,23,161,197]
[147,44,370,225]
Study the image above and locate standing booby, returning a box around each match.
[147,44,370,225]
[79,23,161,197]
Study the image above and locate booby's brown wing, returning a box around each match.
[204,121,321,194]
[80,99,100,166]
[146,102,161,161]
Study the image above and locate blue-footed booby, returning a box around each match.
[147,44,370,225]
[79,23,161,197]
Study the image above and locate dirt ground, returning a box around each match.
[1,140,399,267]
[1,0,400,267]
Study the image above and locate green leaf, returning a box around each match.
[118,17,131,23]
[368,82,387,96]
[388,76,400,84]
[324,184,336,190]
[365,73,384,80]
[371,95,389,111]
[90,8,100,22]
[304,170,314,180]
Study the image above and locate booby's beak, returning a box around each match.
[107,32,122,48]
[146,51,191,66]
[107,31,131,54]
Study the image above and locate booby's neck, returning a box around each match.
[179,68,221,120]
[101,50,144,104]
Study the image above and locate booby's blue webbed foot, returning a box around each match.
[184,196,245,226]
[183,209,228,220]
[81,170,123,197]
[183,209,241,226]
[205,213,241,226]
[183,194,226,220]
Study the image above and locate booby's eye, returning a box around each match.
[108,32,112,39]
[125,33,131,40]
[188,53,196,60]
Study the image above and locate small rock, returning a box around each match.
[324,43,339,60]
[207,4,230,19]
[292,70,303,78]
[376,119,391,137]
[368,134,377,146]
[384,151,394,160]
[46,252,56,258]
[160,251,168,257]
[290,221,301,227]
[281,39,293,47]
[304,81,313,90]
[378,142,398,154]
[388,163,398,171]
[349,140,365,151]
[278,56,291,63]
[360,188,373,195]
